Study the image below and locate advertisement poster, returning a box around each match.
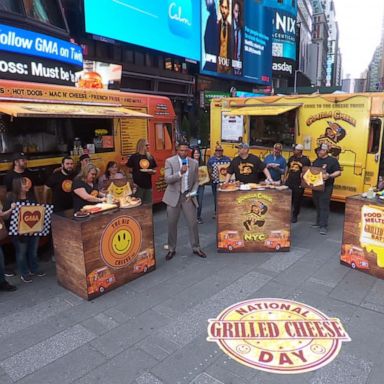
[84,0,201,60]
[76,60,122,90]
[201,0,272,85]
[341,196,384,279]
[265,0,298,76]
[221,113,243,142]
[217,190,291,252]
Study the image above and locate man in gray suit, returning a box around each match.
[162,142,207,260]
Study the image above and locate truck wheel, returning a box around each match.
[99,286,105,293]
[351,262,356,269]
[228,245,233,251]
[276,244,281,251]
[144,266,148,273]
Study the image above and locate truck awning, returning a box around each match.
[225,104,300,116]
[0,102,152,118]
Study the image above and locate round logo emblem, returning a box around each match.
[207,298,350,374]
[61,179,73,193]
[139,159,150,169]
[100,215,142,269]
[22,177,32,189]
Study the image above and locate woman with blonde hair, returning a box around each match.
[72,164,106,211]
[127,138,157,204]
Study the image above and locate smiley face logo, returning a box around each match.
[100,215,142,269]
[112,229,132,255]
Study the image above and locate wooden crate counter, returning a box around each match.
[52,205,155,300]
[341,195,384,279]
[217,189,292,252]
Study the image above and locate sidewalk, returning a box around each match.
[0,190,383,384]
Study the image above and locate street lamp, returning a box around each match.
[294,70,301,95]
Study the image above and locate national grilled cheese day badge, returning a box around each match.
[207,298,350,374]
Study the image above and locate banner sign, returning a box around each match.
[9,202,54,236]
[0,23,83,67]
[0,51,78,86]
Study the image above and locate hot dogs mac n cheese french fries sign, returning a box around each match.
[208,298,351,374]
[9,203,53,236]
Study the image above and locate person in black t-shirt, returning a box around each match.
[311,143,341,235]
[225,143,273,184]
[3,152,40,193]
[72,164,106,212]
[285,144,311,223]
[44,156,75,212]
[127,138,157,204]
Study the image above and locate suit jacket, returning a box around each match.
[162,155,199,207]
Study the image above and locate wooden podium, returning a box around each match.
[341,195,384,279]
[52,205,155,300]
[217,189,292,253]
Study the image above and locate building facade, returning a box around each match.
[311,0,329,86]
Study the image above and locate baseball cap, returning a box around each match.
[295,144,304,151]
[273,143,283,150]
[319,143,329,151]
[13,152,27,161]
[79,154,90,162]
[236,143,249,149]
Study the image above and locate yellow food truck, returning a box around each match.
[210,93,384,201]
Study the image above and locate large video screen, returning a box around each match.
[201,0,272,85]
[84,0,201,61]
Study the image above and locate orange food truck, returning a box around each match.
[0,79,176,203]
[87,266,116,295]
[340,244,370,270]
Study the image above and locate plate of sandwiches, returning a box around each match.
[81,203,118,214]
[218,182,240,192]
[119,196,142,208]
[74,211,90,219]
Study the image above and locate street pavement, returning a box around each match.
[0,189,384,384]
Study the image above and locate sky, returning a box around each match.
[334,0,384,78]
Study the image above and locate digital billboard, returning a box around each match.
[201,0,272,85]
[265,1,297,76]
[84,0,201,61]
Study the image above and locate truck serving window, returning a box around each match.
[368,118,382,154]
[155,123,173,151]
[249,111,295,149]
[0,116,114,158]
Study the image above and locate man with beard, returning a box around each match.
[44,156,75,212]
[4,152,39,192]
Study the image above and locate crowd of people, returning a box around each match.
[0,138,157,292]
[0,139,342,292]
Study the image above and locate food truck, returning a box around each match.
[210,93,384,201]
[0,79,176,203]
